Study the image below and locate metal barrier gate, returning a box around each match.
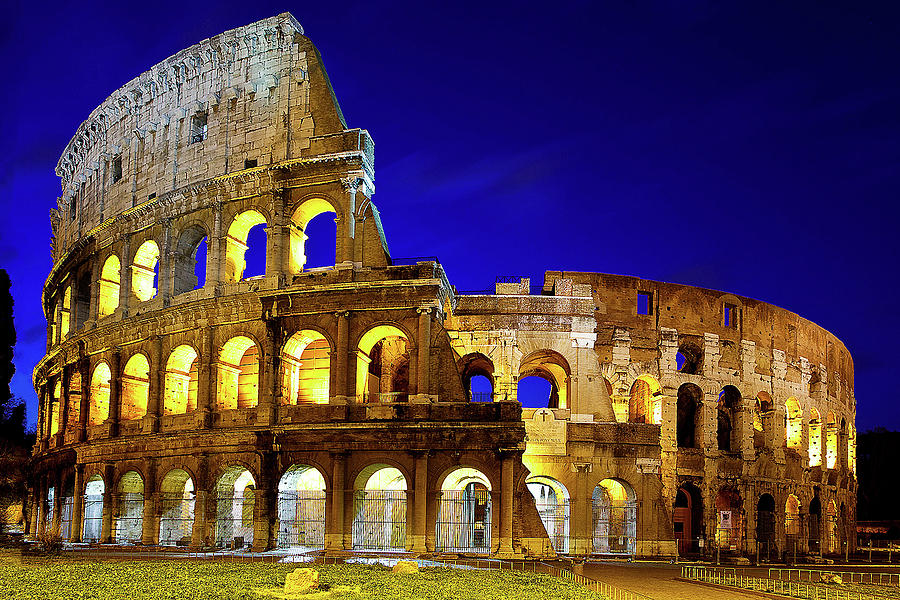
[159,493,195,546]
[534,497,569,553]
[277,490,326,549]
[82,494,103,542]
[352,490,406,551]
[215,492,254,548]
[114,492,144,544]
[436,489,492,553]
[592,500,637,554]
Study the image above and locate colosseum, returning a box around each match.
[29,13,857,561]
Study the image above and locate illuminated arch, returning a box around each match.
[591,478,637,554]
[217,336,259,409]
[59,285,72,339]
[163,345,199,414]
[159,469,194,546]
[826,411,838,469]
[518,349,570,409]
[356,325,410,402]
[808,407,822,466]
[66,371,82,433]
[289,198,339,273]
[436,467,492,553]
[89,362,111,426]
[786,397,802,449]
[457,352,495,402]
[98,255,120,318]
[114,470,144,544]
[526,475,570,553]
[225,210,267,281]
[277,465,327,549]
[629,375,661,424]
[49,380,61,437]
[281,330,330,405]
[215,466,256,548]
[753,392,774,449]
[352,464,408,551]
[120,353,150,420]
[172,225,208,295]
[131,240,160,302]
[786,494,800,536]
[82,474,105,543]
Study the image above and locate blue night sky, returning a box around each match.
[1,2,898,431]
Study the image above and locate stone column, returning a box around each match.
[28,485,40,537]
[197,327,214,428]
[100,464,114,543]
[160,219,173,303]
[87,253,100,326]
[51,472,63,535]
[410,452,428,553]
[141,459,157,545]
[36,476,47,535]
[266,190,286,282]
[208,202,224,290]
[332,312,350,404]
[498,454,515,555]
[118,235,132,316]
[78,359,90,442]
[413,307,432,403]
[191,454,209,549]
[253,452,275,552]
[340,177,361,265]
[257,320,277,425]
[57,367,70,446]
[326,452,346,552]
[70,464,85,543]
[106,350,121,438]
[571,462,592,556]
[144,335,162,433]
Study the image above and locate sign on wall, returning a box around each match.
[524,408,567,456]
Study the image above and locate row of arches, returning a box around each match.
[51,202,340,344]
[457,350,572,408]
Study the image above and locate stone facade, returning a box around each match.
[30,13,856,560]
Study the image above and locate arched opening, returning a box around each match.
[120,354,150,421]
[89,363,111,426]
[437,467,492,553]
[757,493,776,561]
[717,386,741,451]
[848,424,857,474]
[42,486,55,534]
[281,330,330,405]
[356,326,410,403]
[131,240,160,302]
[714,487,744,552]
[114,470,144,544]
[826,411,838,469]
[82,475,104,543]
[676,343,703,374]
[753,392,774,449]
[786,397,802,449]
[66,371,82,434]
[163,345,199,414]
[159,469,194,546]
[217,336,259,410]
[277,465,326,549]
[825,500,838,553]
[518,350,570,409]
[48,380,61,437]
[75,271,91,330]
[215,466,256,549]
[592,478,637,555]
[676,383,702,448]
[457,352,495,402]
[59,475,75,540]
[98,255,120,318]
[59,285,71,339]
[785,495,800,556]
[289,198,338,273]
[809,408,822,466]
[527,475,569,553]
[674,483,703,556]
[629,375,661,424]
[352,465,407,551]
[225,210,267,281]
[173,226,208,295]
[809,494,822,554]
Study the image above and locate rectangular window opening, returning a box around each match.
[724,303,738,328]
[637,291,652,316]
[191,113,208,144]
[111,155,123,183]
[69,195,77,221]
[244,159,258,169]
[148,193,156,200]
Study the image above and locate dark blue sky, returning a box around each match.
[2,2,898,431]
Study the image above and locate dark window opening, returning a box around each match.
[303,212,337,269]
[724,303,738,327]
[677,344,703,375]
[148,193,156,200]
[244,159,258,169]
[112,155,123,183]
[637,291,652,315]
[190,113,208,144]
[470,375,492,402]
[243,224,267,278]
[70,196,77,221]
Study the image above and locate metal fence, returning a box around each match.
[352,490,406,551]
[592,501,637,555]
[769,568,900,587]
[277,491,325,549]
[534,498,569,554]
[114,493,144,544]
[159,493,194,546]
[436,489,492,553]
[216,492,254,548]
[681,565,882,600]
[82,494,103,542]
[59,496,73,540]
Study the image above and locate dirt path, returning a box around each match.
[582,562,762,600]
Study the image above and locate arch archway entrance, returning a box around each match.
[591,478,637,555]
[114,470,144,544]
[526,475,569,553]
[809,495,822,555]
[352,465,407,551]
[277,465,326,550]
[159,469,194,546]
[82,475,104,543]
[757,493,777,561]
[436,467,492,553]
[215,467,255,548]
[715,487,744,553]
[674,483,703,556]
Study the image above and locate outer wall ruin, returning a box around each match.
[30,13,856,560]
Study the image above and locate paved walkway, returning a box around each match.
[582,562,762,600]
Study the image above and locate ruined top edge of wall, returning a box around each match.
[54,13,302,188]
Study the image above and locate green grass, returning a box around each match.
[0,557,602,600]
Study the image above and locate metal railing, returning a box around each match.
[681,565,883,600]
[769,568,900,587]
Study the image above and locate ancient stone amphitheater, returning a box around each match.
[30,13,856,560]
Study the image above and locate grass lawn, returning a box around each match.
[0,557,602,599]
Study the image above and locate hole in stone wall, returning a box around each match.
[517,376,552,409]
[677,344,702,374]
[243,224,267,278]
[469,375,492,402]
[637,291,652,315]
[112,155,123,183]
[244,159,257,169]
[303,213,337,269]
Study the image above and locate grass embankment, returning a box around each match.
[0,557,602,600]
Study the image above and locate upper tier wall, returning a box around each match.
[51,13,351,264]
